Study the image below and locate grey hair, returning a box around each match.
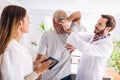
[53,10,68,22]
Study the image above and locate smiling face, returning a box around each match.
[94,17,108,36]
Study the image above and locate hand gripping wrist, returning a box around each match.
[66,28,72,32]
[66,28,72,35]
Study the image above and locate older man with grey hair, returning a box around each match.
[37,10,85,80]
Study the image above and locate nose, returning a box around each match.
[95,26,97,29]
[95,23,98,27]
[95,26,99,30]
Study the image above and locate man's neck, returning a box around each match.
[92,33,110,42]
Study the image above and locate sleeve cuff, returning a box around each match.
[24,71,39,80]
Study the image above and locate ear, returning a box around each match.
[106,27,111,32]
[19,20,23,27]
[53,18,58,26]
[53,18,56,24]
[18,20,24,32]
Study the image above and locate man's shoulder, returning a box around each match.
[42,31,57,37]
[43,31,55,35]
[78,32,93,36]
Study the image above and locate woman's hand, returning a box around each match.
[34,60,52,75]
[34,54,49,75]
[36,54,46,62]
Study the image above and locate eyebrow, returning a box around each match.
[98,23,102,25]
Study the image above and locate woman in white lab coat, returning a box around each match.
[61,14,116,80]
[0,5,51,80]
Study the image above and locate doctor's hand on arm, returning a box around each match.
[65,44,76,53]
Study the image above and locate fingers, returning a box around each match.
[40,60,52,72]
[65,44,76,53]
[55,19,70,34]
[60,20,71,31]
[59,27,65,34]
[42,60,52,68]
[35,60,52,75]
[60,19,68,24]
[40,55,47,62]
[65,44,73,49]
[33,61,41,68]
[55,24,65,34]
[36,54,47,62]
[34,54,47,69]
[57,25,65,34]
[36,54,43,61]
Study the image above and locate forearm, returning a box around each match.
[67,32,113,57]
[24,72,39,80]
[66,28,73,35]
[67,11,81,25]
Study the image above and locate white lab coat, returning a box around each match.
[0,40,38,80]
[67,32,113,80]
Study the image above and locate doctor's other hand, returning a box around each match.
[65,44,76,53]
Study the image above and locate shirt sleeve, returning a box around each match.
[67,32,113,57]
[70,22,87,33]
[2,50,39,80]
[38,33,47,54]
[70,22,79,34]
[1,49,25,80]
[24,72,39,80]
[1,42,33,80]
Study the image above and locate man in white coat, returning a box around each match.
[61,14,116,80]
